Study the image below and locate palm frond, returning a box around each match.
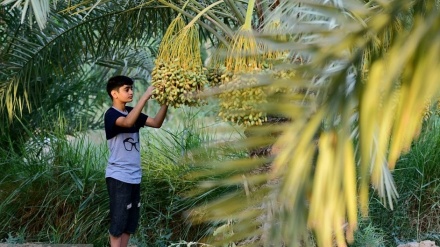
[0,0,255,130]
[189,0,440,246]
[0,3,170,127]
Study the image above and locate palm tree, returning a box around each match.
[0,0,243,147]
[2,0,440,246]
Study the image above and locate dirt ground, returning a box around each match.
[397,240,438,247]
[0,245,93,247]
[1,242,437,247]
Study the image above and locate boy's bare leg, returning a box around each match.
[109,233,130,247]
[109,234,120,247]
[121,233,131,247]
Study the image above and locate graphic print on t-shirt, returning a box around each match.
[123,137,139,152]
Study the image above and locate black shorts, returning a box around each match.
[106,177,141,237]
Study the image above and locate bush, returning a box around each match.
[0,133,109,245]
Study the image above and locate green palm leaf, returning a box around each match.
[0,2,170,131]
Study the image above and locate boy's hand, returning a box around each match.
[142,86,155,101]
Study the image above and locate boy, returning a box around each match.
[104,75,168,247]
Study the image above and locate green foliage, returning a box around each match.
[0,1,164,146]
[350,218,387,247]
[3,232,26,244]
[0,131,109,245]
[0,106,245,246]
[3,0,440,246]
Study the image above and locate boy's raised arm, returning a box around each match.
[146,105,168,128]
[115,86,154,128]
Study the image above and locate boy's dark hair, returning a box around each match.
[107,75,134,99]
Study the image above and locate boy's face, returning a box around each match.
[111,85,133,103]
